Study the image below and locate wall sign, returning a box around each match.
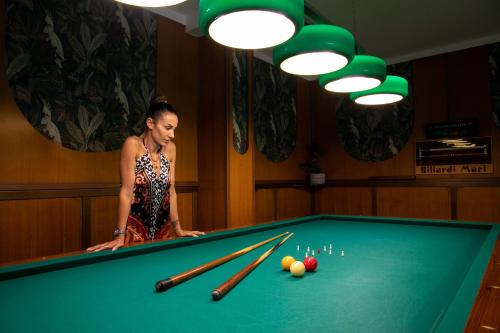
[416,137,492,175]
[425,120,479,139]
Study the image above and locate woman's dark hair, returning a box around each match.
[146,96,177,122]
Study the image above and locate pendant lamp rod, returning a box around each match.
[304,4,330,25]
[304,1,368,60]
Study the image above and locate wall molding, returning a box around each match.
[256,178,500,220]
[0,182,199,200]
[256,178,500,189]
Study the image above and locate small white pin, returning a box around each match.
[312,250,315,256]
[307,246,310,252]
[341,250,345,257]
[305,252,308,258]
[323,245,326,251]
[329,249,332,255]
[297,245,300,251]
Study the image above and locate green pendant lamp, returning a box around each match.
[199,0,304,50]
[319,55,386,93]
[349,75,408,105]
[273,24,355,76]
[114,0,188,7]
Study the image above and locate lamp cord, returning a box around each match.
[351,0,357,37]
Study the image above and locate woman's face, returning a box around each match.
[148,111,178,146]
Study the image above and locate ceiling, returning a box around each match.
[148,0,500,65]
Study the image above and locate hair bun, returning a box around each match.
[146,96,177,120]
[151,95,168,105]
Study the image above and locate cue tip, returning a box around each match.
[155,278,174,292]
[212,290,222,301]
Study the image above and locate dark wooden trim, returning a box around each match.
[311,190,316,214]
[256,180,309,189]
[0,182,199,201]
[256,178,500,189]
[192,192,198,231]
[0,187,120,200]
[175,183,199,193]
[0,182,200,257]
[371,187,378,216]
[273,188,278,221]
[450,187,458,220]
[327,178,500,188]
[0,184,119,191]
[81,197,91,249]
[225,46,231,229]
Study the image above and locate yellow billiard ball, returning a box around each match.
[290,261,305,277]
[281,256,296,271]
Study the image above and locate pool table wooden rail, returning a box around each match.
[465,234,500,332]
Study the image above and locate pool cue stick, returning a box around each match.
[155,232,290,292]
[212,232,294,301]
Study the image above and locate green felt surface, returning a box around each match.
[0,215,497,333]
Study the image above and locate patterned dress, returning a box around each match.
[126,144,172,242]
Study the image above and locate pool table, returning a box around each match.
[1,215,498,333]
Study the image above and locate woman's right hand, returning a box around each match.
[86,237,125,252]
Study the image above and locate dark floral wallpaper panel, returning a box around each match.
[335,62,415,162]
[6,0,156,151]
[231,49,248,154]
[253,56,296,162]
[490,43,500,128]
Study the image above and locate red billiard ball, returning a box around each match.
[303,257,318,272]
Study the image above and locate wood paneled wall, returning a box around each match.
[315,187,373,216]
[256,189,276,223]
[254,78,311,181]
[197,37,227,231]
[310,46,500,180]
[88,192,195,244]
[0,6,200,263]
[89,196,119,246]
[310,83,417,179]
[2,0,500,263]
[376,187,451,219]
[227,52,255,228]
[0,12,198,185]
[458,187,500,222]
[0,0,119,182]
[412,47,500,179]
[255,188,311,223]
[0,186,197,263]
[0,198,82,262]
[276,188,311,220]
[156,18,199,182]
[255,47,500,225]
[256,181,500,224]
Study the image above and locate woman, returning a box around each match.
[87,97,204,252]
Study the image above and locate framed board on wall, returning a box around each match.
[416,137,492,175]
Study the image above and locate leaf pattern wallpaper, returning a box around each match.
[335,62,414,162]
[490,43,500,128]
[6,0,156,151]
[231,49,248,154]
[253,56,297,162]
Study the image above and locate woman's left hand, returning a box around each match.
[177,230,205,237]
